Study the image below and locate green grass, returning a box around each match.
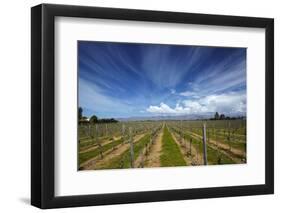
[160,126,186,167]
[98,134,151,169]
[79,139,122,165]
[191,128,246,150]
[182,132,235,165]
[79,136,119,152]
[186,128,246,155]
[79,139,96,151]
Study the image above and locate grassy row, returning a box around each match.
[79,139,96,151]
[187,128,246,152]
[79,139,122,165]
[207,131,246,151]
[79,136,117,152]
[180,130,235,165]
[97,134,151,169]
[192,127,246,142]
[160,126,186,167]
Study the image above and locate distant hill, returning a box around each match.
[117,113,246,121]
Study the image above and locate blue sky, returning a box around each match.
[78,41,246,119]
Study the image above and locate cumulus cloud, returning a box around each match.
[146,92,246,115]
[147,102,176,114]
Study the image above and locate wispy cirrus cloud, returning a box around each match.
[78,41,246,118]
[79,78,135,118]
[179,49,246,97]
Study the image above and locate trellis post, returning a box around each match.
[190,138,192,157]
[228,122,232,151]
[202,123,208,165]
[180,120,183,144]
[95,124,98,141]
[122,124,125,144]
[129,127,134,168]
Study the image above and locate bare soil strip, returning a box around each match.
[80,135,112,145]
[169,130,198,166]
[80,136,121,154]
[173,130,204,165]
[208,143,242,163]
[134,148,146,168]
[180,130,243,165]
[143,129,163,168]
[186,130,245,159]
[81,133,145,170]
[185,131,243,163]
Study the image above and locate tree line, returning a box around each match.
[78,107,118,124]
[210,112,245,120]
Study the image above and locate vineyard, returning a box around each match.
[78,120,246,170]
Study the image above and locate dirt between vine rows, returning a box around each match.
[174,130,243,164]
[172,131,204,165]
[80,135,112,145]
[186,130,246,160]
[82,133,146,170]
[142,129,163,168]
[80,136,122,154]
[170,130,199,166]
[134,148,146,168]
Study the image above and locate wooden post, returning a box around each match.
[145,143,148,156]
[214,127,220,161]
[129,127,134,168]
[190,138,192,156]
[150,130,153,144]
[180,120,183,145]
[87,125,91,138]
[183,140,186,155]
[98,143,103,159]
[196,144,199,164]
[228,122,231,151]
[122,124,125,144]
[140,155,144,168]
[202,123,208,165]
[95,124,98,141]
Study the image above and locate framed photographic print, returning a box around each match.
[31,4,274,209]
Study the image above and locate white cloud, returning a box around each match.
[147,102,176,114]
[179,91,196,97]
[198,92,246,113]
[146,91,246,115]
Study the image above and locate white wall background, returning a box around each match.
[0,0,279,212]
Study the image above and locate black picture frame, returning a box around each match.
[31,3,274,209]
